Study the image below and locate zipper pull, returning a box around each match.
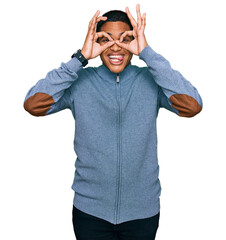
[116,73,120,83]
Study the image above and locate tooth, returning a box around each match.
[109,55,123,58]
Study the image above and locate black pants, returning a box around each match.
[72,205,160,240]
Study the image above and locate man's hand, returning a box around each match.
[81,10,115,61]
[116,4,148,55]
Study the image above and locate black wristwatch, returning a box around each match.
[71,49,88,67]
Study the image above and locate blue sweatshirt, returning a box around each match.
[23,45,203,224]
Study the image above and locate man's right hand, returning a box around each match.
[81,10,115,61]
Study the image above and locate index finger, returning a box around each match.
[94,31,114,42]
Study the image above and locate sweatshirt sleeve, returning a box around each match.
[139,45,203,117]
[23,57,83,117]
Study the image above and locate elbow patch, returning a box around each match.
[169,94,202,117]
[24,92,55,116]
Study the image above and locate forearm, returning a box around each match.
[23,56,83,116]
[139,45,203,117]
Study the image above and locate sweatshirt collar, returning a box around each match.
[96,62,134,84]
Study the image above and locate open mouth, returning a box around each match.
[108,55,124,65]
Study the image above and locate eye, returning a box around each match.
[122,38,128,42]
[103,38,109,42]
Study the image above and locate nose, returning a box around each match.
[110,41,122,51]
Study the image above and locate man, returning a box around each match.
[23,4,203,240]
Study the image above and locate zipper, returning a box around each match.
[116,74,120,83]
[115,73,121,224]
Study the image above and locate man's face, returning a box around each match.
[99,21,133,73]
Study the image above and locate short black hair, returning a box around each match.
[96,10,133,32]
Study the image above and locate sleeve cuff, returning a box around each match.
[65,56,83,73]
[139,45,157,64]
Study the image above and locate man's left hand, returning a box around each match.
[115,4,148,56]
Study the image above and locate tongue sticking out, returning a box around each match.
[116,56,124,61]
[109,56,124,62]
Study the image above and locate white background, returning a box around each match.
[1,0,225,239]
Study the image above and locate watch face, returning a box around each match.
[71,50,87,66]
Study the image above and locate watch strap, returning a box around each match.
[71,49,88,67]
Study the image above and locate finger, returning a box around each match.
[125,6,137,28]
[90,16,107,36]
[96,16,107,23]
[142,12,146,28]
[136,4,142,26]
[94,31,113,42]
[115,40,130,50]
[89,10,100,28]
[119,31,135,42]
[90,12,102,34]
[95,31,113,42]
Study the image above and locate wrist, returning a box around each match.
[137,34,148,55]
[81,49,90,61]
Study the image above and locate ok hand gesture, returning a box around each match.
[116,4,148,56]
[81,10,115,60]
